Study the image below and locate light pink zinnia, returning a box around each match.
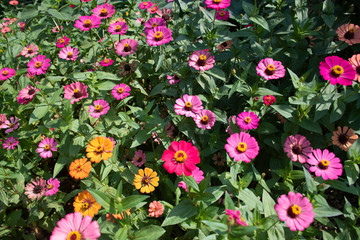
[4,117,19,134]
[74,15,101,31]
[216,10,229,21]
[0,67,16,81]
[178,167,204,191]
[100,58,113,67]
[115,39,138,56]
[274,192,314,231]
[50,212,101,240]
[139,1,153,9]
[92,3,115,19]
[108,21,128,35]
[0,114,8,129]
[174,94,203,118]
[64,82,88,104]
[56,36,70,48]
[205,0,231,10]
[17,85,39,105]
[132,150,146,167]
[27,55,51,75]
[348,54,360,82]
[256,58,286,80]
[167,74,181,84]
[188,50,215,71]
[306,149,343,180]
[236,111,259,130]
[146,26,172,46]
[20,44,39,57]
[59,46,79,61]
[24,177,46,200]
[283,134,313,164]
[144,17,166,34]
[225,209,247,226]
[336,23,360,46]
[37,137,58,159]
[194,109,216,129]
[3,136,19,150]
[52,25,63,33]
[89,99,110,118]
[148,201,164,218]
[319,56,356,86]
[225,132,259,163]
[112,83,131,100]
[45,178,60,196]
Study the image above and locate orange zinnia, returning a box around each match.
[86,136,113,163]
[133,167,159,194]
[73,190,101,217]
[69,158,92,179]
[106,209,131,222]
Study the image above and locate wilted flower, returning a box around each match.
[167,74,181,84]
[217,40,233,51]
[332,126,358,151]
[348,54,360,82]
[118,61,137,76]
[132,150,146,167]
[213,152,226,166]
[24,177,46,200]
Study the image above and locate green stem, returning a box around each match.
[90,29,96,67]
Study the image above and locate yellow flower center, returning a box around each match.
[95,105,102,111]
[67,231,81,240]
[59,39,64,43]
[115,25,121,30]
[152,23,158,27]
[185,102,192,108]
[213,0,222,3]
[237,142,247,152]
[154,31,163,40]
[35,61,42,68]
[244,116,251,123]
[96,145,103,153]
[332,65,344,76]
[44,144,50,150]
[28,48,32,51]
[290,204,301,217]
[118,87,124,93]
[143,177,150,184]
[73,88,79,93]
[77,164,83,170]
[321,159,329,166]
[47,184,53,189]
[143,2,148,5]
[349,28,356,34]
[199,54,207,61]
[201,115,209,122]
[174,150,187,163]
[67,52,73,57]
[219,11,225,16]
[267,64,275,71]
[104,59,109,63]
[84,19,92,27]
[101,8,107,14]
[82,202,89,210]
[2,70,8,76]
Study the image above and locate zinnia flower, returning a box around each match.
[2,136,18,150]
[37,137,58,159]
[332,126,358,151]
[146,26,172,46]
[216,10,229,21]
[178,167,204,191]
[225,132,259,163]
[86,136,114,163]
[115,39,138,56]
[132,150,146,167]
[205,0,231,10]
[319,56,356,86]
[217,40,233,52]
[108,21,128,35]
[139,1,153,9]
[348,54,360,82]
[283,134,312,163]
[89,99,110,118]
[148,6,159,14]
[50,212,101,240]
[74,15,101,31]
[59,46,79,61]
[148,201,164,218]
[100,58,113,67]
[256,58,286,80]
[0,67,15,81]
[20,44,39,57]
[188,50,215,71]
[9,0,18,5]
[24,177,46,200]
[92,3,115,19]
[56,36,70,48]
[274,192,314,231]
[52,25,63,33]
[157,8,173,22]
[167,74,181,84]
[106,210,131,222]
[45,178,60,196]
[174,94,203,118]
[27,55,51,75]
[4,116,19,134]
[133,167,159,193]
[336,23,360,45]
[194,109,216,129]
[236,111,259,130]
[0,114,8,129]
[17,85,39,105]
[73,190,101,217]
[263,95,276,106]
[144,17,166,34]
[307,149,343,180]
[118,61,137,76]
[225,209,247,226]
[64,82,88,104]
[161,140,200,176]
[69,158,92,179]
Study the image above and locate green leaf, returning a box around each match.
[200,7,213,23]
[29,103,49,124]
[53,155,69,178]
[207,67,226,81]
[130,129,151,148]
[0,190,8,206]
[329,100,345,123]
[256,122,279,135]
[97,71,122,80]
[299,119,322,134]
[271,105,295,119]
[344,160,359,185]
[87,189,114,212]
[49,87,63,105]
[262,191,276,217]
[224,191,235,210]
[20,5,39,20]
[255,87,282,96]
[237,189,263,211]
[303,166,316,194]
[162,199,198,226]
[250,16,270,31]
[114,225,128,240]
[183,176,200,192]
[202,220,227,234]
[122,195,149,210]
[47,9,72,21]
[155,54,165,72]
[229,226,260,237]
[134,225,166,240]
[313,206,342,218]
[95,81,116,90]
[287,68,300,88]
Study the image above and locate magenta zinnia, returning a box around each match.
[307,149,343,180]
[139,1,153,9]
[108,21,128,35]
[89,99,110,118]
[167,74,181,84]
[0,67,15,81]
[27,55,51,75]
[132,149,146,167]
[256,58,285,80]
[161,140,200,176]
[56,36,70,48]
[146,26,172,46]
[225,209,247,226]
[112,83,131,100]
[144,17,166,34]
[319,56,356,86]
[100,58,113,67]
[236,111,259,130]
[115,39,138,56]
[216,10,229,21]
[3,137,19,150]
[283,134,312,163]
[188,50,215,71]
[37,137,58,159]
[64,82,88,104]
[4,116,19,134]
[225,132,259,163]
[205,0,231,10]
[194,109,216,129]
[45,178,60,196]
[74,15,101,31]
[274,192,314,231]
[17,84,39,105]
[92,3,115,19]
[174,94,203,118]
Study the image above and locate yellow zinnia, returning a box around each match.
[73,190,101,217]
[133,168,159,194]
[86,136,113,163]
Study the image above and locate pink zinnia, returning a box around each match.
[27,55,51,75]
[45,178,60,196]
[167,74,181,84]
[225,132,259,163]
[0,114,8,129]
[178,167,204,191]
[64,82,88,104]
[20,44,39,58]
[144,17,166,34]
[115,39,138,56]
[100,58,114,67]
[146,26,172,46]
[52,25,63,33]
[348,54,360,82]
[336,23,360,46]
[37,137,58,159]
[139,1,153,9]
[236,111,259,130]
[92,3,115,19]
[74,15,101,31]
[174,94,203,118]
[188,50,215,71]
[194,109,216,129]
[4,117,19,134]
[132,149,146,167]
[112,84,131,100]
[17,84,39,105]
[319,56,356,86]
[50,212,101,240]
[274,192,314,231]
[161,140,200,176]
[0,67,16,81]
[263,95,276,106]
[24,177,46,200]
[225,209,247,226]
[56,36,70,48]
[108,21,128,35]
[148,6,159,14]
[59,46,79,61]
[3,137,18,150]
[283,134,313,163]
[256,58,286,80]
[148,201,164,218]
[89,99,110,118]
[306,149,343,180]
[205,0,231,10]
[216,10,229,21]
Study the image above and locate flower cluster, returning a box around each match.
[25,177,60,200]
